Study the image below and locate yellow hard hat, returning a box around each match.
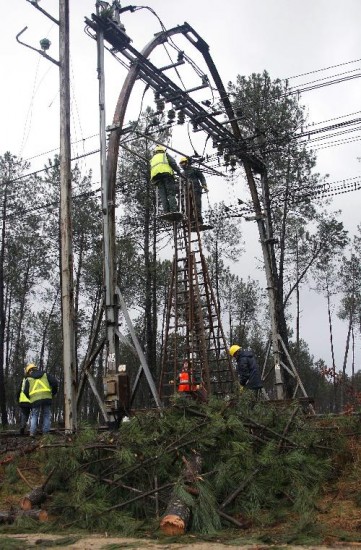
[154,144,166,152]
[179,156,189,165]
[229,345,241,357]
[25,363,37,375]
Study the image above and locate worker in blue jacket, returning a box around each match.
[229,345,263,393]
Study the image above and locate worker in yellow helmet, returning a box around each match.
[229,345,263,394]
[23,363,58,437]
[179,156,208,225]
[150,145,181,215]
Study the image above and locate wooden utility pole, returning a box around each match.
[18,0,77,430]
[59,0,77,432]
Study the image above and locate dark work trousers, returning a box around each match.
[155,174,178,213]
[19,406,31,431]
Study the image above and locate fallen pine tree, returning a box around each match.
[3,394,357,538]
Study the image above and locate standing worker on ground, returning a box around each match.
[150,145,181,216]
[229,345,263,395]
[179,157,208,225]
[23,363,58,437]
[17,366,32,435]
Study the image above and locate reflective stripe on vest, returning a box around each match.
[178,371,190,392]
[28,374,52,403]
[150,152,173,180]
[19,378,31,404]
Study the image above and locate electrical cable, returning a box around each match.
[5,148,101,185]
[286,57,361,80]
[287,67,360,92]
[19,55,41,158]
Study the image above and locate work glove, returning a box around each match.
[202,185,208,193]
[239,385,245,394]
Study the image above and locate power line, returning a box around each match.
[285,57,361,80]
[6,148,100,185]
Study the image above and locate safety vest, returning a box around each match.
[150,152,173,180]
[178,371,190,392]
[19,378,31,405]
[28,374,52,403]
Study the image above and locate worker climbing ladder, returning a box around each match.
[159,179,236,403]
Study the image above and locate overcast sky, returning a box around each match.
[2,1,361,373]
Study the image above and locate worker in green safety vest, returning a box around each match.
[23,363,58,437]
[17,366,32,435]
[150,144,181,215]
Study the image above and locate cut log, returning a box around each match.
[20,486,47,510]
[18,509,49,522]
[160,510,189,535]
[0,509,48,523]
[160,451,202,536]
[19,467,55,510]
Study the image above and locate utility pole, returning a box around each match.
[59,0,77,432]
[19,1,77,430]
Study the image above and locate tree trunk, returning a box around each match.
[74,233,85,379]
[20,486,48,510]
[12,256,31,373]
[160,452,202,535]
[4,283,12,379]
[144,174,152,385]
[151,201,158,375]
[0,509,48,523]
[39,291,59,371]
[0,179,9,425]
[326,279,337,411]
[341,310,353,410]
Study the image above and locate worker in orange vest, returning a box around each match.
[178,361,194,392]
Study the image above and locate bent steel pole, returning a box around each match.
[185,25,285,398]
[97,21,120,417]
[104,26,190,402]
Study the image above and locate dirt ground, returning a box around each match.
[4,534,361,549]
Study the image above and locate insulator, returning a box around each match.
[154,91,160,100]
[167,109,176,121]
[177,51,184,62]
[224,152,230,166]
[230,156,237,169]
[177,110,185,125]
[40,38,51,51]
[191,120,198,131]
[217,144,224,156]
[155,99,165,113]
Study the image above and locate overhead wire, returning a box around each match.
[285,57,361,80]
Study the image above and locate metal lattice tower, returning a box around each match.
[159,180,236,403]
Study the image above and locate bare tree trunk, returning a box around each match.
[341,310,353,411]
[0,179,9,424]
[74,233,85,378]
[39,291,59,370]
[160,452,202,535]
[4,283,12,379]
[0,509,48,523]
[12,256,31,372]
[326,279,337,412]
[151,192,158,375]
